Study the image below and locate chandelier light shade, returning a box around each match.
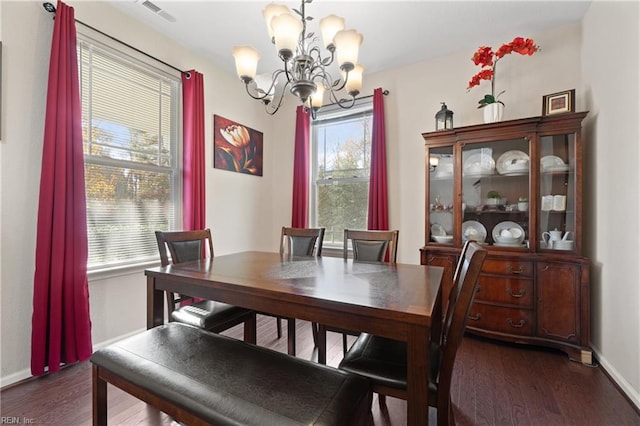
[232,46,261,82]
[319,14,345,49]
[232,0,364,117]
[333,29,362,71]
[345,64,364,94]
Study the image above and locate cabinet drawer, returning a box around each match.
[476,276,533,307]
[482,259,533,277]
[467,303,534,336]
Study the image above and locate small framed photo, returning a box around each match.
[542,89,575,116]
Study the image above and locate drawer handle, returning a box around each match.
[507,318,526,328]
[507,265,524,274]
[468,313,481,321]
[506,288,526,298]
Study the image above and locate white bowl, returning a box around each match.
[484,197,507,206]
[433,235,453,244]
[554,240,574,250]
[496,235,520,244]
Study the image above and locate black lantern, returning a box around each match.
[435,102,454,131]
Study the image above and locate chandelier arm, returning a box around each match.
[244,82,273,102]
[264,82,289,115]
[283,57,295,84]
[327,89,356,110]
[320,48,336,68]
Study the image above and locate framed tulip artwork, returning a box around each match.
[213,115,263,176]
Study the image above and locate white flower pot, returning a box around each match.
[483,103,504,123]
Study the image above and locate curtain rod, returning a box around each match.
[323,89,389,108]
[42,2,189,77]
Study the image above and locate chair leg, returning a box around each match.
[311,322,318,347]
[342,333,349,355]
[287,318,296,356]
[276,317,282,339]
[243,312,257,344]
[317,324,327,364]
[378,394,387,408]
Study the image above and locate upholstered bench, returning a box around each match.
[90,322,372,426]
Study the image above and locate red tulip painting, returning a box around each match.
[213,115,263,176]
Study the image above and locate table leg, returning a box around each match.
[406,324,429,425]
[146,276,164,329]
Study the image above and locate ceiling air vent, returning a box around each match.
[138,0,176,23]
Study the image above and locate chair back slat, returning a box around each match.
[280,227,325,256]
[155,229,215,314]
[343,229,399,263]
[155,229,214,266]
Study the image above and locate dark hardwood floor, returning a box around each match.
[2,315,638,425]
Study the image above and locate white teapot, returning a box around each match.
[542,229,570,248]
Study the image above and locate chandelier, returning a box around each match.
[232,0,364,117]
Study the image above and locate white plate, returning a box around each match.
[496,150,529,175]
[493,242,527,248]
[541,155,566,171]
[431,223,446,237]
[544,164,570,173]
[462,220,487,243]
[463,153,495,175]
[492,221,525,244]
[464,170,496,178]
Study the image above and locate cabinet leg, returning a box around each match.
[581,349,593,365]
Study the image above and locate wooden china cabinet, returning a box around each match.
[420,112,592,364]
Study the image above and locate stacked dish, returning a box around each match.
[492,221,526,247]
[431,223,452,243]
[463,153,495,177]
[496,150,529,175]
[462,221,487,243]
[433,156,454,179]
[541,155,570,173]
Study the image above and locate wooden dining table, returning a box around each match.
[145,251,444,425]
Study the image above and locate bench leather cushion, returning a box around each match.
[91,323,371,425]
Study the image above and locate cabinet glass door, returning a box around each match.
[461,138,530,248]
[428,146,454,244]
[539,133,576,252]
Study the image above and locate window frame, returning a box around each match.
[77,30,183,275]
[309,99,373,249]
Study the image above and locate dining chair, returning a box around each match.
[278,226,326,352]
[338,241,487,426]
[280,226,325,257]
[155,229,257,344]
[316,229,400,361]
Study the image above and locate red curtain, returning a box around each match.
[182,70,206,231]
[367,88,389,231]
[31,0,92,376]
[291,105,310,227]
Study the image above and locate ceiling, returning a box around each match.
[108,1,591,77]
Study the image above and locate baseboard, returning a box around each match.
[593,347,640,413]
[0,328,146,389]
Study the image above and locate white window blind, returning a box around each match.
[78,34,181,271]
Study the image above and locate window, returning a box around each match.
[310,101,373,246]
[78,34,181,271]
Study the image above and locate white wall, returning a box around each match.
[581,0,640,407]
[1,0,638,409]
